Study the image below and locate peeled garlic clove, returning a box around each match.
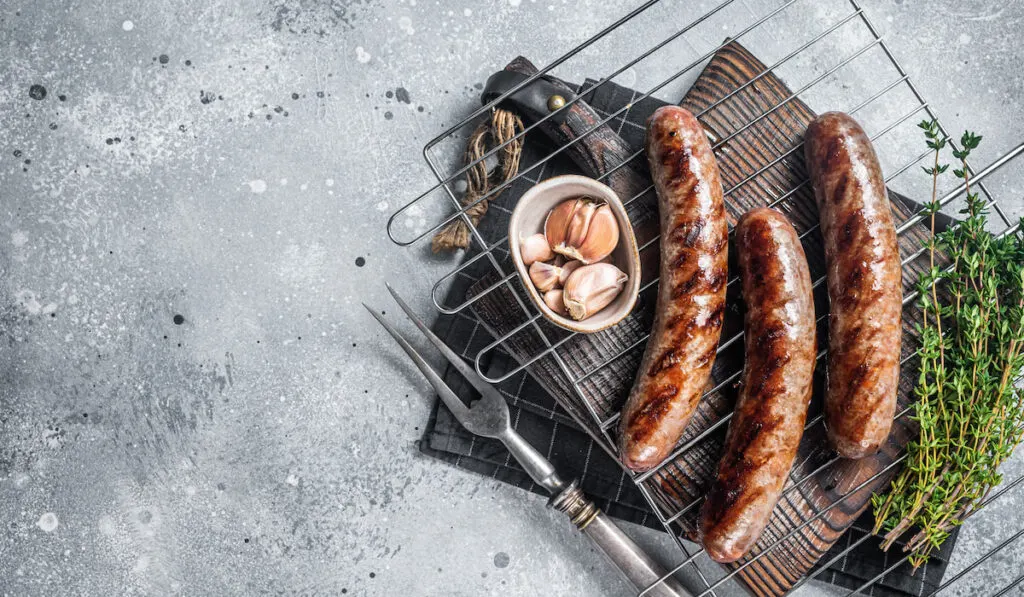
[563,263,628,320]
[520,233,554,266]
[544,289,568,316]
[529,261,563,293]
[558,260,582,285]
[545,198,620,264]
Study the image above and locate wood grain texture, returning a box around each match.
[468,41,945,596]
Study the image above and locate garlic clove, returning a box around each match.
[545,197,620,264]
[543,289,568,316]
[558,260,582,285]
[529,261,563,293]
[574,204,619,264]
[566,201,598,249]
[562,263,628,320]
[519,233,554,266]
[544,198,581,251]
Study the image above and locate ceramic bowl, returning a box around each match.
[508,175,641,333]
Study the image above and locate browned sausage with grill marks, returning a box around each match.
[618,106,728,473]
[804,112,902,459]
[699,207,816,564]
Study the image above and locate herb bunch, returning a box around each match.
[871,121,1024,568]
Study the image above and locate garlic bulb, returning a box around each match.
[562,263,628,320]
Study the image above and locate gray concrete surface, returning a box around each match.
[1,0,1022,595]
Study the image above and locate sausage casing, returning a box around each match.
[618,106,728,473]
[804,112,902,459]
[699,208,816,564]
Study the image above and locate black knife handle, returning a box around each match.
[482,56,649,203]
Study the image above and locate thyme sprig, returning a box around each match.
[872,122,1024,568]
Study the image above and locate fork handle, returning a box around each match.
[498,430,688,595]
[498,428,566,494]
[550,483,691,597]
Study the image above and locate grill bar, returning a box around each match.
[841,477,1024,596]
[851,0,1014,231]
[473,137,1020,386]
[777,468,1024,596]
[465,92,931,380]
[992,574,1024,597]
[636,225,1023,594]
[390,0,806,247]
[640,221,1021,516]
[417,0,676,181]
[427,7,885,316]
[633,481,723,597]
[929,525,1024,594]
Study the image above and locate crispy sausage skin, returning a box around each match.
[618,106,728,473]
[699,208,816,564]
[804,112,902,459]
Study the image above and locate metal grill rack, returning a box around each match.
[386,0,1024,595]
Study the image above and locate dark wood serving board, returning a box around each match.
[468,41,942,596]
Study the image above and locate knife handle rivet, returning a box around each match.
[547,94,566,112]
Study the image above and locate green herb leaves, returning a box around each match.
[872,122,1024,568]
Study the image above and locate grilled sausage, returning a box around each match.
[699,208,816,564]
[618,106,728,473]
[804,112,902,459]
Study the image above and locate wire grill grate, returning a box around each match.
[389,0,1024,594]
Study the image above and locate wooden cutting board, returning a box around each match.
[469,41,942,596]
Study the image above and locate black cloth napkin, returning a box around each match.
[419,77,956,596]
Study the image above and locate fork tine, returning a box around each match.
[385,283,508,405]
[363,304,470,419]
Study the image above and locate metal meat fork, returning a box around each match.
[365,283,690,597]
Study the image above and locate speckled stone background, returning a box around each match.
[2,0,1022,595]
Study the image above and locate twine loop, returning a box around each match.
[431,108,524,253]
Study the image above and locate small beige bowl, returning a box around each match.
[508,175,641,333]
